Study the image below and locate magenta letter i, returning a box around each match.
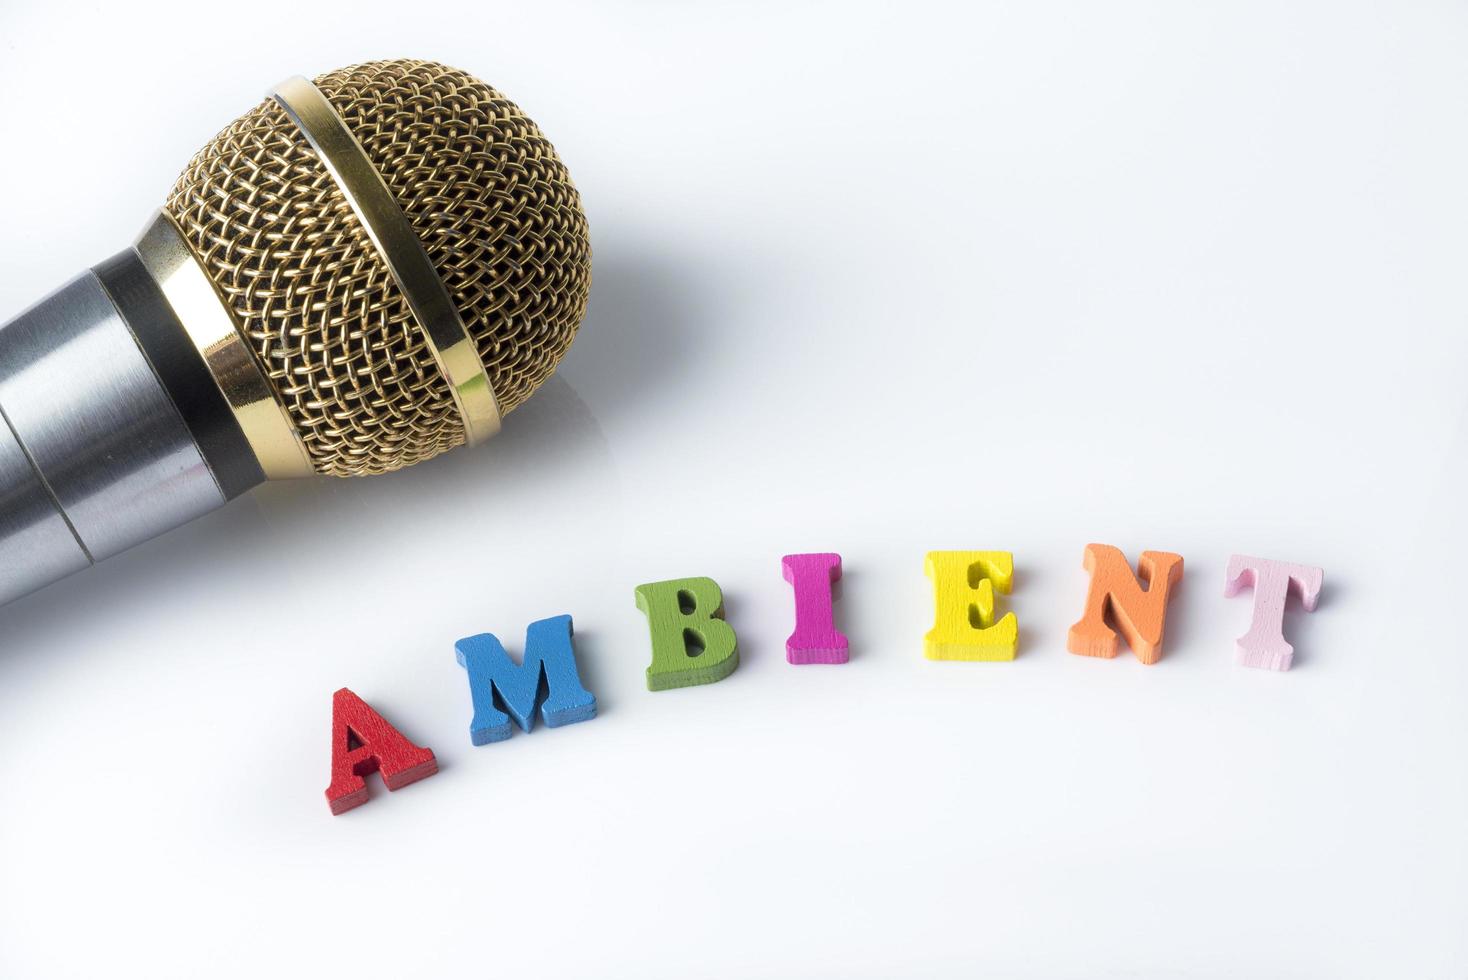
[781,553,849,665]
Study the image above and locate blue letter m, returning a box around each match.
[454,615,597,745]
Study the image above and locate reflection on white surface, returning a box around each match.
[0,373,615,645]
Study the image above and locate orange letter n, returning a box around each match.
[1066,544,1184,665]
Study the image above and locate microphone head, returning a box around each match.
[163,59,591,477]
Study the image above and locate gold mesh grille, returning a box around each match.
[164,59,591,476]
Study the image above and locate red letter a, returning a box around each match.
[325,688,438,815]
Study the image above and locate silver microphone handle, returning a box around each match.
[0,255,262,606]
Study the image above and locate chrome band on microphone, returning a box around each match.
[0,404,90,601]
[270,75,503,446]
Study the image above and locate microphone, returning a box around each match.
[0,59,591,606]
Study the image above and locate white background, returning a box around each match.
[0,1,1464,977]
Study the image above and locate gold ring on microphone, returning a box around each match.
[270,75,503,446]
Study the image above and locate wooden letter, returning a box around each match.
[1066,544,1183,665]
[782,553,848,665]
[1224,555,1323,671]
[324,688,437,815]
[923,551,1017,661]
[455,614,597,745]
[635,576,739,691]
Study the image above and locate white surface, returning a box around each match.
[0,2,1464,977]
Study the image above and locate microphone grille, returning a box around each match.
[164,59,591,476]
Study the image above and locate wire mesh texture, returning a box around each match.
[166,59,591,476]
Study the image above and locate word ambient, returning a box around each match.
[325,544,1325,814]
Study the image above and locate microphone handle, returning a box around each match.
[0,233,267,607]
